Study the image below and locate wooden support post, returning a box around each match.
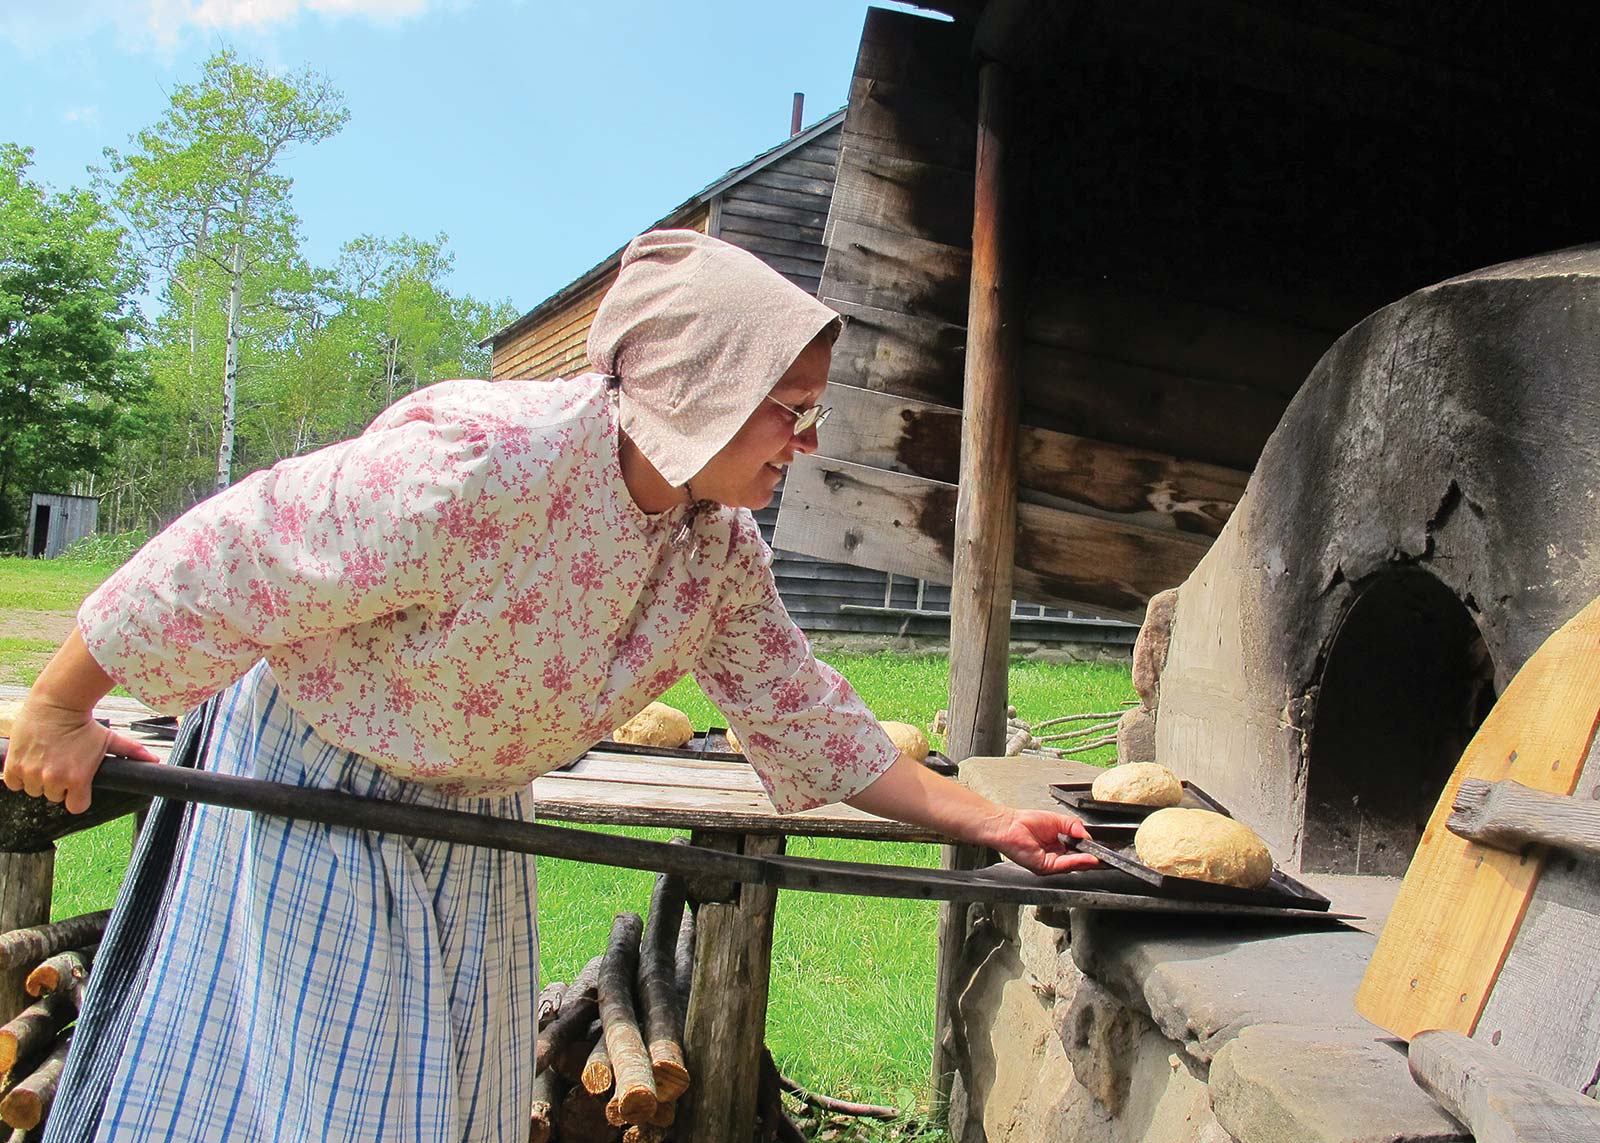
[934,57,1020,1105]
[677,831,783,1143]
[0,849,53,1023]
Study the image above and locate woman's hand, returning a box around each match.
[986,808,1099,875]
[2,629,159,815]
[845,752,1100,874]
[3,698,159,815]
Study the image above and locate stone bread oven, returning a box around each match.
[1150,245,1600,875]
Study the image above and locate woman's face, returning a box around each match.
[688,337,830,510]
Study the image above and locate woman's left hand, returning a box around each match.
[987,809,1099,875]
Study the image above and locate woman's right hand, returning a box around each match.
[2,629,160,815]
[3,697,159,815]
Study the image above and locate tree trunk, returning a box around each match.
[216,237,245,492]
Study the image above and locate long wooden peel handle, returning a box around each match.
[87,756,767,882]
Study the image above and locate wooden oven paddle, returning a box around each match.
[1355,593,1600,1040]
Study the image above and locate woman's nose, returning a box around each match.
[793,425,819,454]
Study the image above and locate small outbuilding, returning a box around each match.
[23,493,98,559]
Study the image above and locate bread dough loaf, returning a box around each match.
[1134,808,1274,889]
[724,727,742,753]
[0,699,23,738]
[1091,762,1183,807]
[613,702,694,748]
[881,721,929,762]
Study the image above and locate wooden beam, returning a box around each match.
[937,57,1017,1104]
[1448,778,1600,859]
[817,384,1247,537]
[772,457,1207,619]
[1408,1029,1600,1143]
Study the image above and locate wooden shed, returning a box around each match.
[23,493,98,559]
[487,109,1133,647]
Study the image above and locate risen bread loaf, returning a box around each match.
[1091,762,1183,807]
[1134,808,1274,889]
[881,721,929,762]
[725,727,742,753]
[613,702,694,748]
[0,699,22,737]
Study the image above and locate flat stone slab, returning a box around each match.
[1065,904,1386,1066]
[1210,1025,1468,1143]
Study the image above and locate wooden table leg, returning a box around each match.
[0,847,54,1022]
[679,831,784,1143]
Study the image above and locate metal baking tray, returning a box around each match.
[129,715,179,741]
[1051,779,1233,821]
[586,730,959,774]
[1073,836,1331,911]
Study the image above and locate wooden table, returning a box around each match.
[532,748,947,1143]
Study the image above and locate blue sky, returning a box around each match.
[1,0,938,316]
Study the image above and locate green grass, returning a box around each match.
[0,557,124,610]
[1,556,1136,1138]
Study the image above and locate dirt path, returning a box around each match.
[0,608,77,643]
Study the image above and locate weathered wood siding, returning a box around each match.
[712,131,839,295]
[775,7,1335,619]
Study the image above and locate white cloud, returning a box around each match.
[62,106,103,127]
[0,0,433,53]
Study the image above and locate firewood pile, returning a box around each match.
[0,909,111,1137]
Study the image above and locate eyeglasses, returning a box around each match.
[764,394,831,434]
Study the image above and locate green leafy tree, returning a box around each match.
[0,144,144,551]
[102,48,346,492]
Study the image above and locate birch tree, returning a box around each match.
[103,49,346,491]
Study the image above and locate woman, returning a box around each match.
[6,231,1094,1142]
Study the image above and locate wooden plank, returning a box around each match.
[1448,778,1600,859]
[1356,595,1600,1040]
[819,220,972,328]
[741,168,836,199]
[716,214,824,248]
[818,384,1247,538]
[718,196,830,231]
[841,75,976,171]
[772,457,1206,619]
[851,6,974,95]
[715,225,825,266]
[1024,278,1338,396]
[727,181,839,215]
[1408,1030,1600,1143]
[824,298,966,407]
[1018,340,1290,473]
[827,146,974,249]
[767,156,839,183]
[1472,733,1600,1089]
[558,757,768,793]
[530,786,939,842]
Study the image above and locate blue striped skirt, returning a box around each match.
[46,662,540,1143]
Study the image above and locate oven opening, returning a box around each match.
[1302,569,1497,876]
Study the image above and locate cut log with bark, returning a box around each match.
[528,1062,563,1143]
[24,946,93,1001]
[0,1031,69,1130]
[639,870,690,1101]
[535,954,602,1072]
[647,1098,675,1128]
[621,1126,668,1143]
[598,912,656,1125]
[560,1084,619,1143]
[673,905,695,1003]
[581,1027,614,1095]
[0,992,75,1076]
[536,980,568,1029]
[0,913,110,973]
[555,1018,603,1085]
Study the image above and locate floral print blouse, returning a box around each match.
[78,375,899,811]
